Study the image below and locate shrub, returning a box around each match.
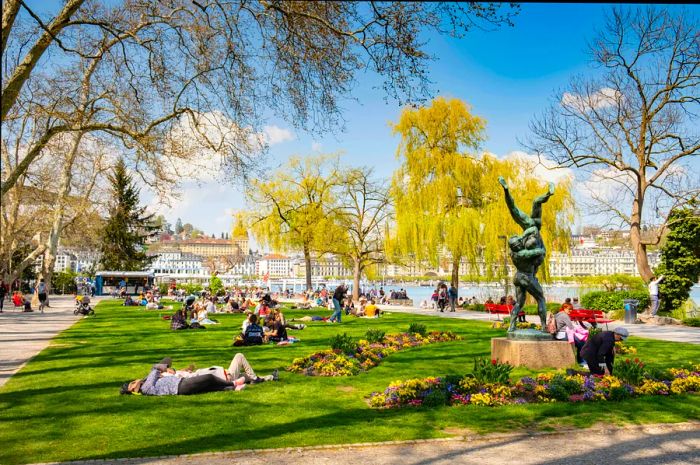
[472,358,513,384]
[179,283,203,295]
[329,333,358,355]
[580,290,650,314]
[422,388,448,407]
[615,358,646,385]
[547,374,581,402]
[157,283,169,295]
[365,329,386,343]
[408,322,427,336]
[644,366,674,382]
[682,317,700,327]
[521,303,561,315]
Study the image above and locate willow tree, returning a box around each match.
[390,97,574,289]
[246,155,344,291]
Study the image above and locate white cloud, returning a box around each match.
[263,125,295,145]
[311,141,322,152]
[561,87,621,112]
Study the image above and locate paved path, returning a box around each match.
[0,295,104,387]
[31,422,700,465]
[383,305,700,344]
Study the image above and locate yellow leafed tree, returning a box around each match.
[389,97,575,289]
[246,155,346,290]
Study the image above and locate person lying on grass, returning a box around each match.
[120,353,278,396]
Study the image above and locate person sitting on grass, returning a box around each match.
[243,314,265,345]
[364,298,381,318]
[120,354,278,396]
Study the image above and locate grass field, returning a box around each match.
[1,299,699,464]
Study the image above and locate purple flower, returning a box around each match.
[583,377,596,390]
[513,397,527,404]
[520,377,536,385]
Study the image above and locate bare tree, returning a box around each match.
[335,167,392,301]
[526,7,699,281]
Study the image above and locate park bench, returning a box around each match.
[569,309,614,329]
[485,303,520,321]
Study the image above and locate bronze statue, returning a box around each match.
[498,176,554,333]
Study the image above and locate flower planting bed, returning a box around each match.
[288,330,462,376]
[368,360,700,408]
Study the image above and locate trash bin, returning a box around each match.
[623,299,639,324]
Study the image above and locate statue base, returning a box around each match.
[506,329,553,341]
[491,337,575,369]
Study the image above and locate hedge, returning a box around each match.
[581,290,650,314]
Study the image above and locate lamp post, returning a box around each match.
[497,235,509,298]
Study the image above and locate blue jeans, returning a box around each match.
[650,295,660,316]
[330,298,342,322]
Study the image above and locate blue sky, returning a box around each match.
[61,2,687,237]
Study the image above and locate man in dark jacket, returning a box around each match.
[580,327,629,375]
[330,285,346,323]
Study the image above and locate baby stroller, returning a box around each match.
[74,295,95,316]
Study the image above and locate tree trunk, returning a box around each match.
[303,244,312,291]
[630,194,653,281]
[38,132,84,296]
[451,255,460,290]
[352,258,361,302]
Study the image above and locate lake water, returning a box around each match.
[367,283,700,306]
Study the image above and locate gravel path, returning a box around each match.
[31,422,700,465]
[0,295,104,387]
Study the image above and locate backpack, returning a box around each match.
[546,314,557,335]
[244,324,264,345]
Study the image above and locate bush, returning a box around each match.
[408,322,427,336]
[209,275,224,296]
[547,374,582,401]
[179,283,203,295]
[521,303,561,315]
[422,388,448,407]
[329,333,358,355]
[365,329,386,343]
[157,283,169,295]
[580,290,650,314]
[472,358,513,384]
[682,317,700,327]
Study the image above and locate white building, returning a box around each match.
[257,254,294,278]
[549,247,661,277]
[148,251,208,280]
[34,247,101,273]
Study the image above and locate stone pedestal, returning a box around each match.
[491,337,575,370]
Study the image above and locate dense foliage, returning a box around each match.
[656,205,700,314]
[99,160,157,271]
[580,290,650,313]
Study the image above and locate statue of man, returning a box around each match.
[498,176,554,332]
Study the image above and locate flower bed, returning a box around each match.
[368,362,700,408]
[288,331,462,376]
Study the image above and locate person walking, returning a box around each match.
[448,284,458,312]
[648,275,664,316]
[37,279,48,313]
[330,284,346,323]
[0,278,6,313]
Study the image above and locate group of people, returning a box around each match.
[550,297,630,376]
[121,354,279,396]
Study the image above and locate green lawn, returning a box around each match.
[1,300,699,464]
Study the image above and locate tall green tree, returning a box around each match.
[175,218,184,234]
[247,155,344,291]
[389,97,574,289]
[657,204,700,314]
[99,160,157,271]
